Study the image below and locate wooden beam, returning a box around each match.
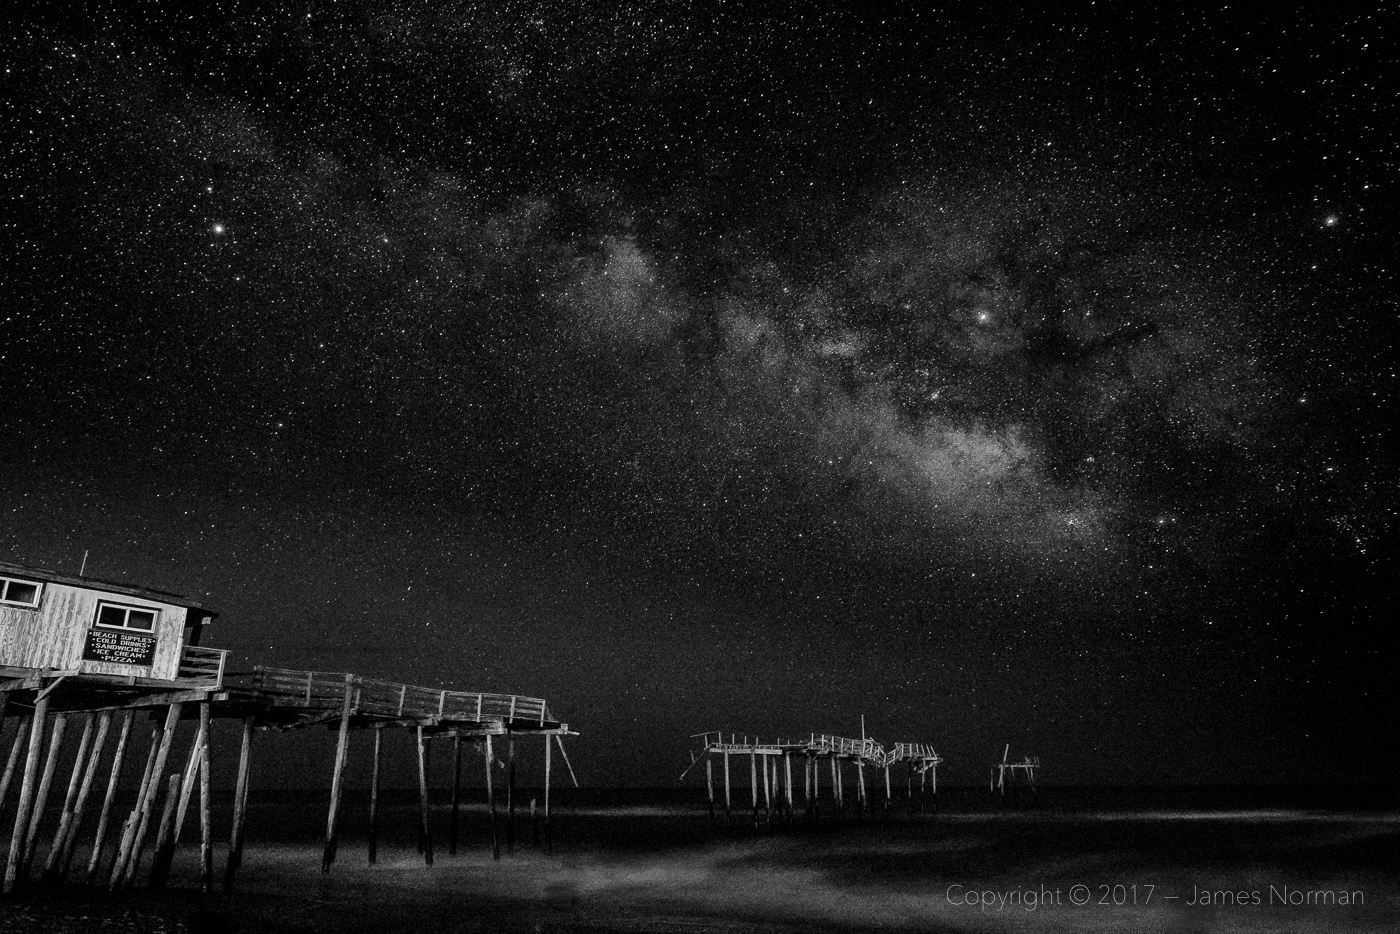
[3,694,50,893]
[84,710,134,883]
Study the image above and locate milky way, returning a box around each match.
[1,7,1393,782]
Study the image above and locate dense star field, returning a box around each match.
[1,6,1394,784]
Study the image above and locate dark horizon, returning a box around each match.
[3,6,1394,788]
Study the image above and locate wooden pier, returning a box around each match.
[0,561,577,896]
[684,731,941,825]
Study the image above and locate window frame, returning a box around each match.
[0,575,44,609]
[92,600,160,633]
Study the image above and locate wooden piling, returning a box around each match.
[506,732,516,850]
[3,694,49,893]
[833,757,842,813]
[55,710,112,880]
[749,747,758,827]
[198,702,213,893]
[225,716,254,886]
[367,725,382,865]
[147,774,182,889]
[114,703,183,889]
[165,706,207,874]
[761,749,771,823]
[543,732,553,847]
[322,673,354,873]
[884,764,891,819]
[21,712,68,877]
[705,754,715,825]
[0,719,32,828]
[44,713,96,881]
[784,753,794,822]
[723,750,732,824]
[416,726,433,866]
[85,710,134,884]
[484,734,499,859]
[448,734,462,855]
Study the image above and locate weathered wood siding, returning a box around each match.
[0,582,188,679]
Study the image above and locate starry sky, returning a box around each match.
[1,4,1395,786]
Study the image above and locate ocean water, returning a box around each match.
[161,785,1400,933]
[5,786,1397,933]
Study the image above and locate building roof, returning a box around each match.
[0,560,219,617]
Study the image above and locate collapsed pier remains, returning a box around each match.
[683,731,941,826]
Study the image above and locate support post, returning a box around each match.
[761,749,771,824]
[484,734,499,860]
[85,710,134,884]
[416,726,433,866]
[115,703,183,888]
[784,753,794,823]
[198,702,213,892]
[723,750,732,825]
[21,713,68,877]
[146,774,182,889]
[0,720,32,829]
[3,694,50,893]
[884,764,891,819]
[749,747,758,827]
[225,716,254,887]
[834,758,842,814]
[322,674,354,873]
[543,732,553,847]
[56,710,112,880]
[448,734,462,856]
[44,712,94,880]
[367,726,382,865]
[705,754,715,826]
[506,732,516,850]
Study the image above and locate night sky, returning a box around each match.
[2,5,1395,786]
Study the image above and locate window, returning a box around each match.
[94,601,158,632]
[1,576,43,608]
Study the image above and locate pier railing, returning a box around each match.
[234,666,554,725]
[176,645,228,686]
